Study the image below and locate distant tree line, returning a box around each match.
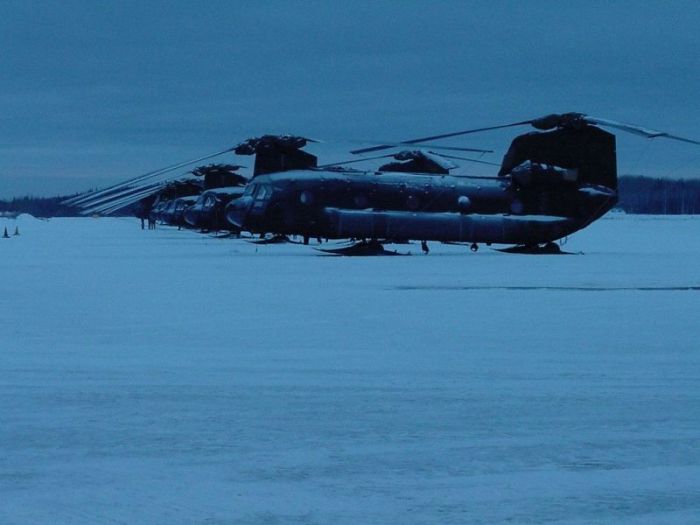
[0,195,139,218]
[617,176,700,214]
[1,176,700,216]
[0,196,80,217]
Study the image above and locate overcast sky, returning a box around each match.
[2,0,700,197]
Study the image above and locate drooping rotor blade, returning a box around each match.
[74,169,186,210]
[67,147,230,205]
[64,146,233,206]
[80,183,166,215]
[318,153,397,168]
[350,122,530,155]
[318,149,497,170]
[427,152,501,167]
[67,169,164,207]
[356,142,493,154]
[419,151,458,171]
[68,148,226,207]
[91,193,155,216]
[583,116,700,145]
[81,183,167,215]
[87,182,176,216]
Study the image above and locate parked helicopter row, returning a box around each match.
[67,112,700,254]
[149,182,245,232]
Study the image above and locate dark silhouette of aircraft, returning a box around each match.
[68,112,700,254]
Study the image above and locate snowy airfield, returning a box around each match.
[1,214,699,524]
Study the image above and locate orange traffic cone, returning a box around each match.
[2,227,9,238]
[13,226,19,236]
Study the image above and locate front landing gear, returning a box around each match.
[318,239,403,256]
[248,234,295,245]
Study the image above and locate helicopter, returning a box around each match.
[69,112,699,254]
[145,179,202,227]
[65,135,490,234]
[160,195,199,227]
[69,162,247,230]
[179,164,248,232]
[223,113,699,254]
[184,186,246,232]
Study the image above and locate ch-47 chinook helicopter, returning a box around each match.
[182,164,248,232]
[66,162,247,230]
[68,112,699,254]
[223,112,699,254]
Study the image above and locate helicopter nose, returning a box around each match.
[225,196,252,228]
[184,207,198,227]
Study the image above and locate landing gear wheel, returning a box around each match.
[248,234,293,245]
[496,243,574,255]
[317,239,404,256]
[542,242,562,254]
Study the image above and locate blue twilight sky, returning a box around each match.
[1,0,700,197]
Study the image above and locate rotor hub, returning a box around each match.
[530,113,587,131]
[234,135,309,156]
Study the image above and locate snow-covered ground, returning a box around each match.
[1,214,699,524]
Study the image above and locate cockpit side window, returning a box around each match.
[255,185,272,200]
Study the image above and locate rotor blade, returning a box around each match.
[351,142,493,155]
[68,147,226,207]
[318,154,396,168]
[93,193,155,216]
[427,152,501,167]
[76,173,174,208]
[81,184,167,215]
[350,121,531,155]
[319,150,501,169]
[380,142,492,153]
[88,183,172,216]
[74,168,196,209]
[417,151,458,170]
[78,182,165,213]
[67,147,230,205]
[584,116,700,145]
[64,146,233,205]
[81,175,193,212]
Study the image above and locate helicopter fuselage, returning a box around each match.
[226,169,617,245]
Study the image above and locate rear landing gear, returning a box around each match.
[318,239,402,256]
[248,234,293,245]
[497,242,570,254]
